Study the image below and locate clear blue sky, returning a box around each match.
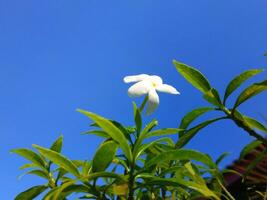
[0,1,266,199]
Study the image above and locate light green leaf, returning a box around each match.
[223,69,264,104]
[92,140,118,172]
[15,185,48,200]
[179,107,214,135]
[203,88,222,107]
[173,60,211,93]
[50,135,63,153]
[82,130,110,138]
[145,149,218,170]
[33,145,80,178]
[19,169,49,180]
[145,128,182,138]
[133,102,142,135]
[243,115,267,133]
[234,80,267,109]
[77,109,132,162]
[11,148,46,170]
[19,163,36,170]
[240,140,262,159]
[84,172,126,182]
[176,117,226,148]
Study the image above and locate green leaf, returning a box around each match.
[203,88,222,107]
[11,148,46,170]
[133,102,142,135]
[234,80,267,109]
[77,109,132,162]
[19,163,36,170]
[33,145,80,178]
[215,152,230,165]
[179,107,214,136]
[243,115,267,133]
[15,185,48,200]
[50,135,63,153]
[92,140,118,172]
[223,69,264,104]
[145,128,182,138]
[176,117,226,148]
[145,149,218,170]
[19,169,49,180]
[240,140,262,159]
[82,130,110,138]
[173,60,211,93]
[84,172,126,182]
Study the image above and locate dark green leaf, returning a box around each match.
[15,185,47,200]
[77,109,132,161]
[33,145,80,178]
[176,117,226,148]
[215,152,230,165]
[240,140,262,159]
[234,80,267,109]
[179,107,214,136]
[50,135,63,153]
[223,69,264,104]
[92,140,118,172]
[11,148,46,170]
[173,60,211,93]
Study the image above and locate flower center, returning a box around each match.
[152,82,157,87]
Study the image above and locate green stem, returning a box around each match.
[139,95,148,113]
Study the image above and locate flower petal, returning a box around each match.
[148,75,163,85]
[156,84,180,95]
[123,74,150,83]
[128,80,152,97]
[146,89,159,115]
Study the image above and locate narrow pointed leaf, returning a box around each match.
[145,128,182,138]
[173,60,211,93]
[223,69,264,104]
[133,102,142,135]
[77,109,132,161]
[203,88,222,107]
[179,107,214,135]
[240,140,262,159]
[15,185,48,200]
[215,152,230,165]
[243,115,267,133]
[176,117,226,148]
[50,135,63,153]
[82,130,110,138]
[33,145,80,178]
[11,149,46,170]
[92,140,118,172]
[234,80,267,109]
[19,169,49,180]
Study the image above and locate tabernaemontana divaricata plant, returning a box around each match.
[12,60,266,200]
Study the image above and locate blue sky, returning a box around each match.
[0,1,266,199]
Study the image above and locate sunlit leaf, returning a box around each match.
[223,69,264,104]
[82,130,110,138]
[77,109,132,162]
[234,80,267,109]
[19,169,49,180]
[50,135,63,153]
[33,145,80,178]
[173,60,211,93]
[243,115,267,133]
[15,185,48,200]
[145,128,182,138]
[92,140,118,172]
[11,149,46,170]
[203,88,222,107]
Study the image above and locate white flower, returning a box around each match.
[124,74,180,115]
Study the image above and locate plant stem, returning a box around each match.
[139,95,148,113]
[221,107,267,145]
[128,165,135,200]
